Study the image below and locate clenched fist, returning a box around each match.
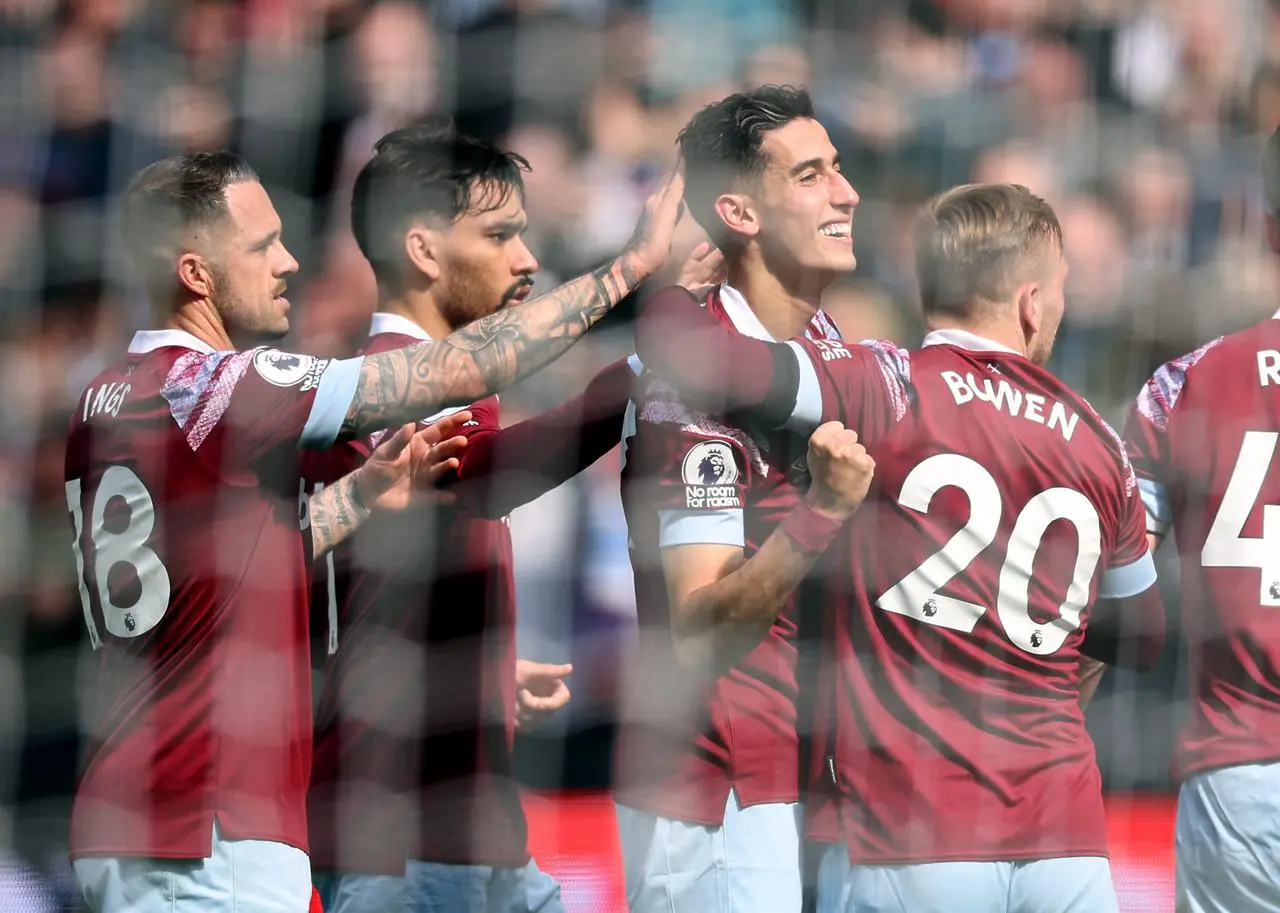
[804,421,876,521]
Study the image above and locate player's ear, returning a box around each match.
[176,252,214,300]
[714,192,760,241]
[404,223,442,282]
[1016,280,1041,339]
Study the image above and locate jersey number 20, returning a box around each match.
[876,453,1101,655]
[65,466,171,648]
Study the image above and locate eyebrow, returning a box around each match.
[250,229,279,251]
[487,217,527,234]
[788,155,840,178]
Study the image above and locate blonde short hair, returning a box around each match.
[914,183,1063,318]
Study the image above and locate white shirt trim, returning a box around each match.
[1098,551,1158,600]
[658,508,745,549]
[922,328,1021,356]
[369,311,432,341]
[718,283,777,341]
[128,329,217,355]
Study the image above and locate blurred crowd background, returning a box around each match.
[2,0,1279,908]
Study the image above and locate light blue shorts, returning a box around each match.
[403,857,563,913]
[1177,761,1280,913]
[615,790,802,913]
[313,870,410,913]
[816,843,1117,913]
[72,822,311,913]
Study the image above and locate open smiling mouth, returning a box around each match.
[819,221,852,241]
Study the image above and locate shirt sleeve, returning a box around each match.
[780,336,912,447]
[630,384,755,550]
[161,347,364,474]
[1092,404,1159,599]
[1098,490,1158,598]
[1123,381,1174,540]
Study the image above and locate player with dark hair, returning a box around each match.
[1123,127,1280,913]
[635,182,1165,912]
[305,122,652,913]
[65,148,684,913]
[615,85,857,913]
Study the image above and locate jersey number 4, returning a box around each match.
[1202,430,1280,606]
[65,467,171,648]
[876,453,1101,655]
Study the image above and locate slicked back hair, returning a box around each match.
[676,85,816,247]
[351,121,531,286]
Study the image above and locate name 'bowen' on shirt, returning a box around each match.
[941,370,1079,442]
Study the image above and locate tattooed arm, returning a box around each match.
[308,472,370,559]
[341,169,685,439]
[308,415,472,559]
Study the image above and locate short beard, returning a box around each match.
[210,264,287,345]
[438,268,526,332]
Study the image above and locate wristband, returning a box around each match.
[779,499,845,553]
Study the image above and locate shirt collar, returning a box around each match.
[921,327,1022,356]
[718,283,780,341]
[128,329,218,355]
[718,283,835,343]
[369,311,432,341]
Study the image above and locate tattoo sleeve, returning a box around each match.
[341,254,643,438]
[308,472,371,560]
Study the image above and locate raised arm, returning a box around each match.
[341,171,684,439]
[669,422,874,677]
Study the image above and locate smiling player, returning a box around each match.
[616,85,857,913]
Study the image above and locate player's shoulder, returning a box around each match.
[1052,380,1139,499]
[1133,334,1230,433]
[71,356,142,431]
[74,344,213,429]
[631,366,764,471]
[852,337,913,373]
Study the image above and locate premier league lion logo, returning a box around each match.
[698,450,727,485]
[253,349,317,387]
[681,440,739,487]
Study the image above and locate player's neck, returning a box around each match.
[166,299,236,351]
[925,317,1031,359]
[377,292,452,341]
[726,259,823,341]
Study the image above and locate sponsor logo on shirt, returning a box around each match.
[253,350,328,391]
[681,440,741,509]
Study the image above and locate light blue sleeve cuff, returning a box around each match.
[299,356,364,450]
[1138,478,1172,537]
[658,508,745,548]
[782,340,823,434]
[1098,551,1158,599]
